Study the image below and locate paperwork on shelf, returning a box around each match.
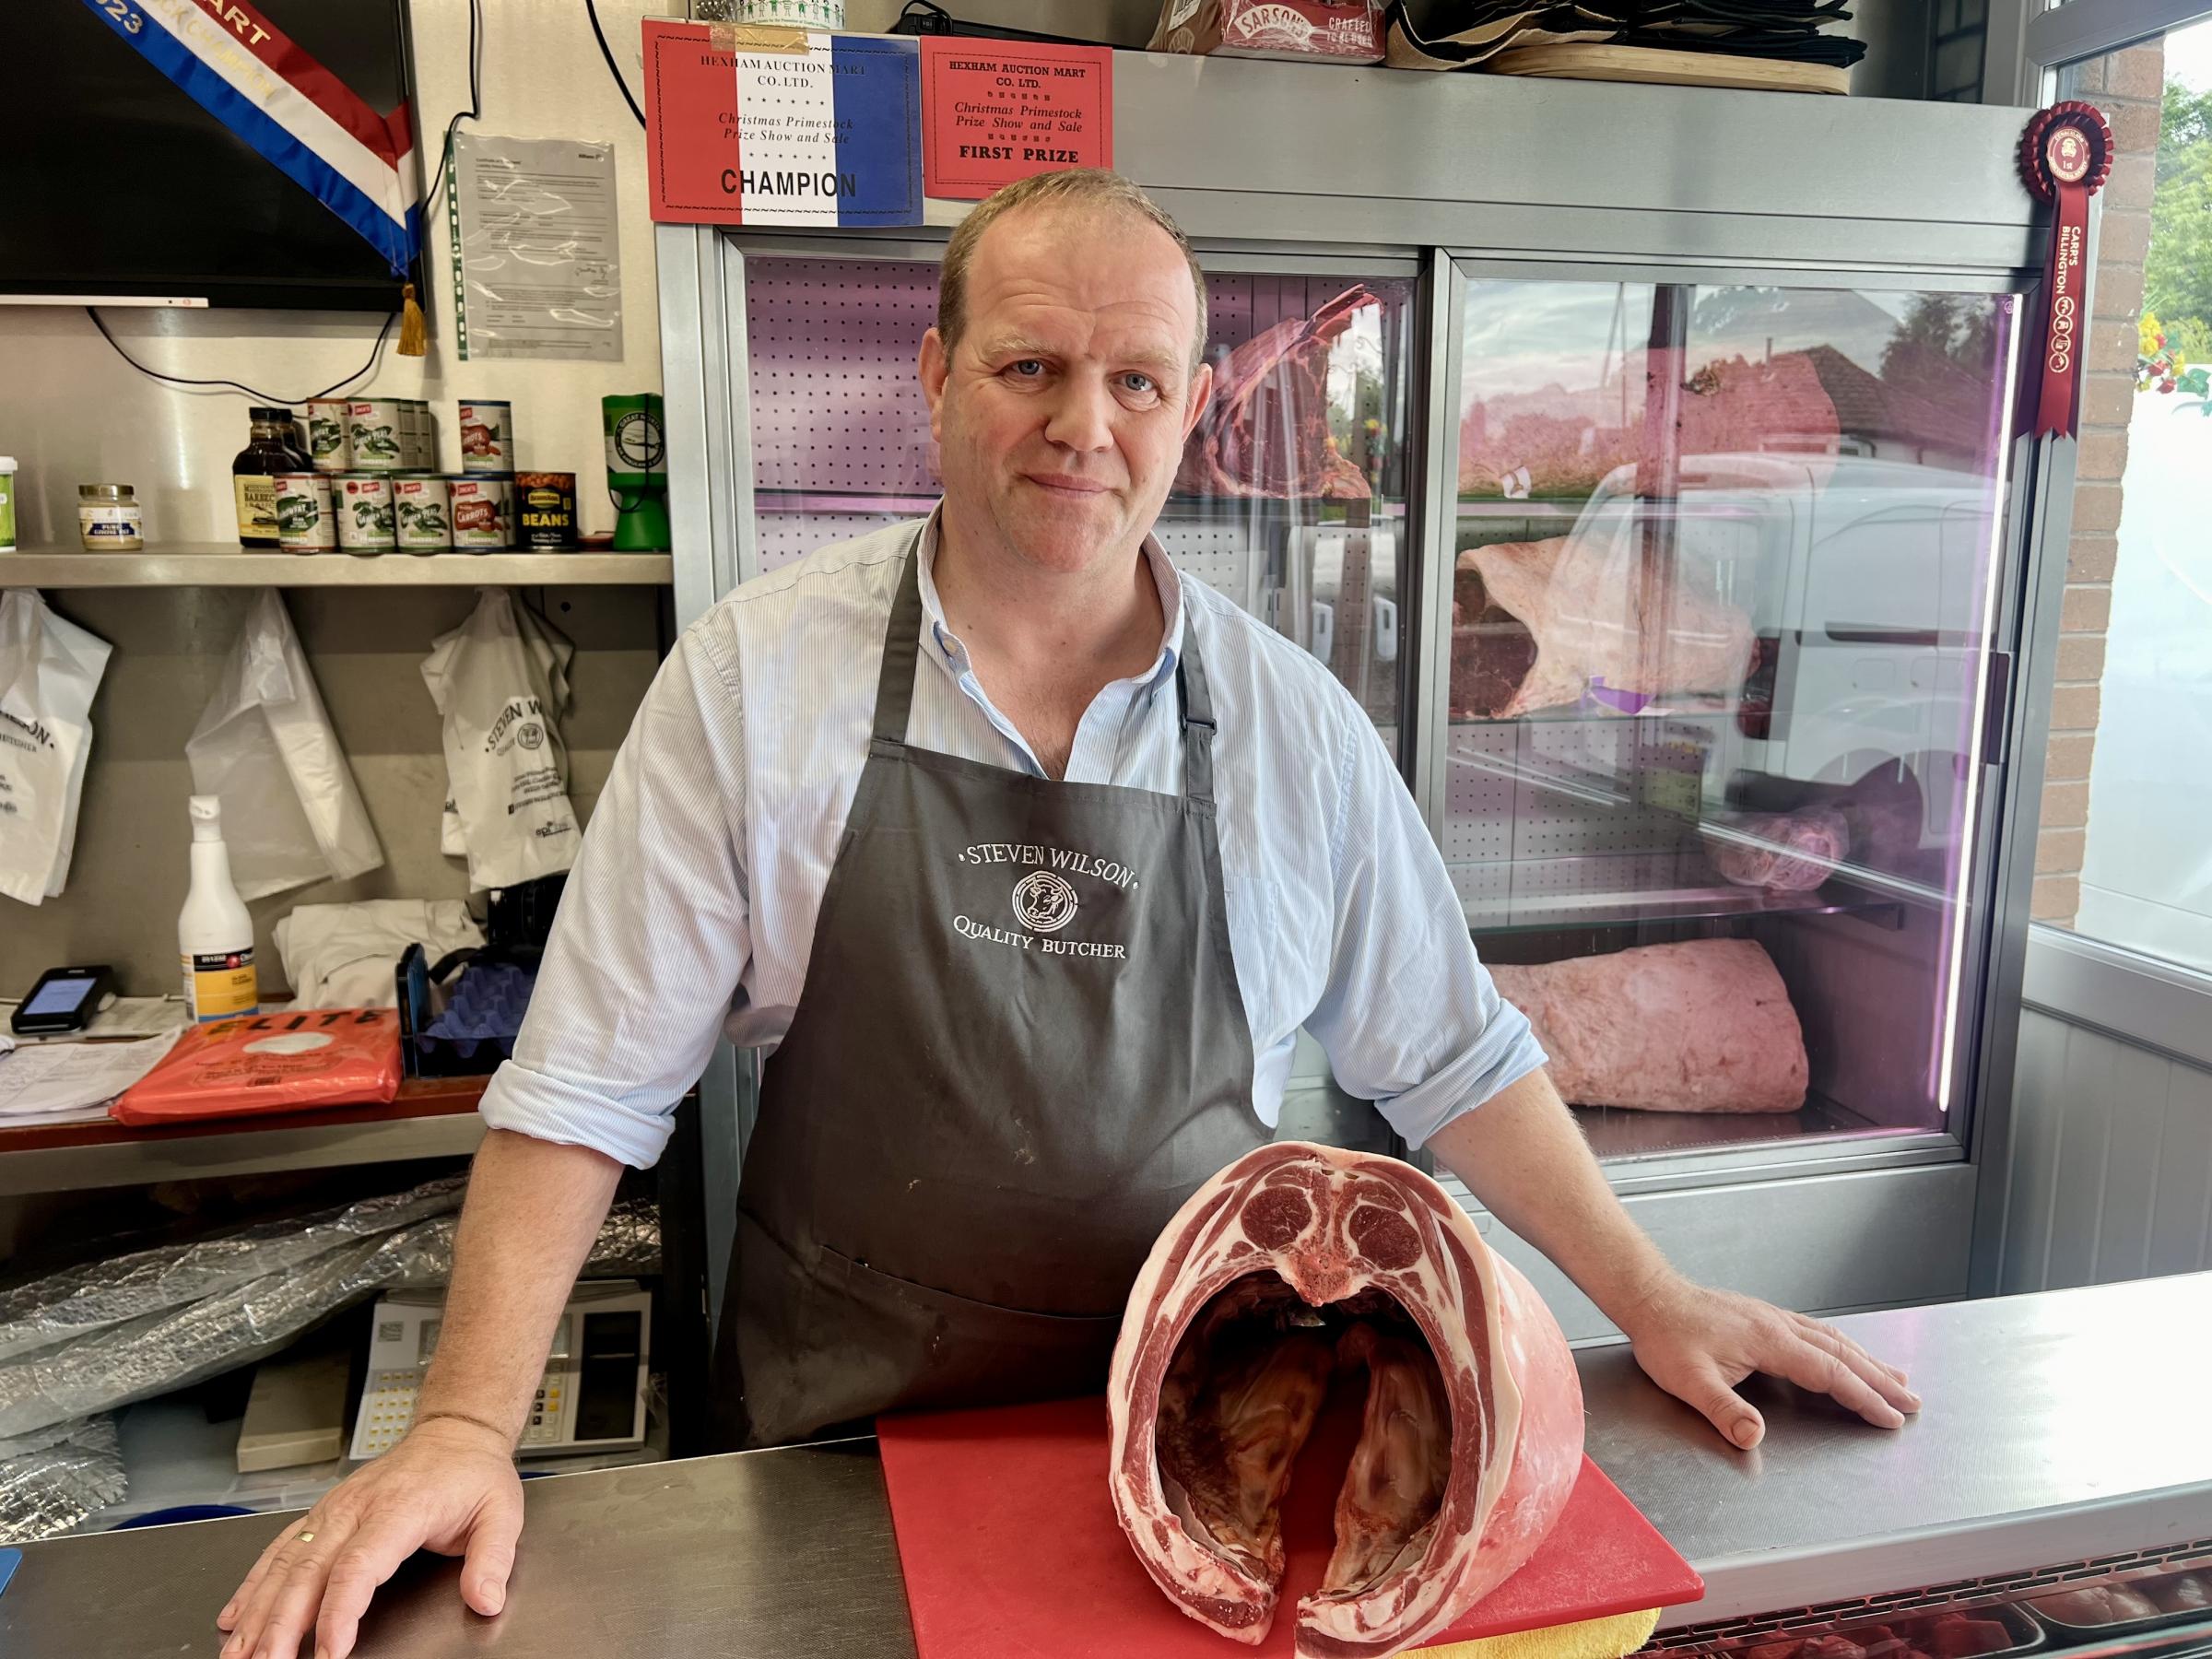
[0,1031,181,1125]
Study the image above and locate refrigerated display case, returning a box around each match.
[1444,276,2018,1162]
[656,52,2072,1331]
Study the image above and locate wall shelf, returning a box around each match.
[0,1076,489,1194]
[0,545,673,587]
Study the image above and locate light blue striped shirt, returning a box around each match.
[480,515,1547,1169]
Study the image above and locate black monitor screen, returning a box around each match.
[8,0,423,310]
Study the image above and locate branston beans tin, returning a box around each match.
[275,473,335,553]
[514,471,577,549]
[450,475,511,550]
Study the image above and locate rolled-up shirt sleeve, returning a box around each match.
[477,625,750,1169]
[1301,701,1548,1149]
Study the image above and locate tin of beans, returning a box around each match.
[345,400,404,472]
[458,401,512,474]
[336,475,396,554]
[514,471,577,549]
[394,474,453,552]
[276,473,335,552]
[450,474,511,550]
[305,401,350,474]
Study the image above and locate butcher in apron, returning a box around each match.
[213,169,1921,1659]
[714,535,1267,1448]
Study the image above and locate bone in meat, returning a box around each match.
[1323,1324,1453,1596]
[1109,1142,1583,1657]
[1452,535,1755,718]
[1178,287,1377,500]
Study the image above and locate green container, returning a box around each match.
[601,394,670,552]
[0,456,15,552]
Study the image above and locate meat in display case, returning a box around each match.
[739,253,1416,741]
[1446,274,2019,1159]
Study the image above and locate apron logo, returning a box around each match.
[1011,871,1078,934]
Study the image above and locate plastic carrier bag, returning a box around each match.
[421,589,580,890]
[0,591,112,906]
[422,594,572,858]
[185,590,384,900]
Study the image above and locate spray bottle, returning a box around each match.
[179,794,258,1022]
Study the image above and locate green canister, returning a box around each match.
[0,456,15,552]
[601,394,670,551]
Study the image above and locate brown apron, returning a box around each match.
[714,535,1266,1448]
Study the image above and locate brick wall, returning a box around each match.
[2033,41,2166,925]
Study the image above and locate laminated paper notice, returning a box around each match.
[452,133,622,362]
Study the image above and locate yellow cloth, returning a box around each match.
[1414,1606,1665,1659]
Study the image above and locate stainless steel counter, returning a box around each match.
[1582,1272,2212,1624]
[6,1276,2207,1658]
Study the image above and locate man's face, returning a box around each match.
[920,205,1212,578]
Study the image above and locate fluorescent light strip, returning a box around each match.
[1936,297,2026,1116]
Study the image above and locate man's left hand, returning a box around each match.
[1617,1273,1921,1449]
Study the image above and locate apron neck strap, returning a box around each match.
[871,527,931,746]
[1174,621,1219,809]
[871,526,1221,808]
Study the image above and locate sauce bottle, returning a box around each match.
[233,406,312,547]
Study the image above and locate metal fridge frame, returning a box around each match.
[655,50,2071,1333]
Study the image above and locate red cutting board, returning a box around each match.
[877,1389,1703,1658]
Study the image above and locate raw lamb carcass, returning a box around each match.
[1451,535,1755,719]
[1488,939,1808,1114]
[1179,287,1377,500]
[1109,1142,1583,1657]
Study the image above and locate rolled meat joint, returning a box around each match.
[1451,536,1755,719]
[1108,1142,1583,1657]
[1488,939,1808,1113]
[1707,806,1851,892]
[1178,287,1377,500]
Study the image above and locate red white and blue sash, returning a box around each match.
[78,0,421,275]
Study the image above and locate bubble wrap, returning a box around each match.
[0,1179,661,1444]
[0,1416,126,1544]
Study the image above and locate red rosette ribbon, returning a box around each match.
[2020,100,2114,438]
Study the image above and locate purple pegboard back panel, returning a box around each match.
[747,259,944,495]
[742,257,1406,500]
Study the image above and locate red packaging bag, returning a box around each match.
[113,1009,402,1125]
[1149,0,1385,63]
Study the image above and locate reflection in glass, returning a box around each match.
[1165,275,1416,738]
[742,257,1416,737]
[1450,276,2017,1154]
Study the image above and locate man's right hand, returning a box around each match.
[215,1414,523,1659]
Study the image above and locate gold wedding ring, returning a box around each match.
[295,1531,316,1543]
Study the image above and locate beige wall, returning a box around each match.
[2034,41,2165,926]
[0,0,683,549]
[0,0,685,992]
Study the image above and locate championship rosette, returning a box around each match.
[2019,100,2114,439]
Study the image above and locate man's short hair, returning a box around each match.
[935,169,1210,371]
